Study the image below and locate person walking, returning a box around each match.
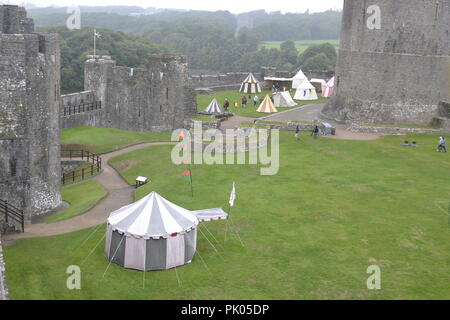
[253,95,259,107]
[295,124,301,141]
[311,125,320,139]
[242,95,247,108]
[224,99,230,112]
[438,136,447,152]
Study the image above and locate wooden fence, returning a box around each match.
[61,149,102,185]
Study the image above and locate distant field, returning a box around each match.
[260,40,340,53]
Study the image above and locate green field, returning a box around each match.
[260,40,340,53]
[61,126,172,154]
[4,131,450,299]
[46,180,108,223]
[198,90,327,118]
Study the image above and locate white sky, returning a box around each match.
[3,0,344,14]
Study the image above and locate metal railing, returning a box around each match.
[62,101,102,117]
[0,200,24,233]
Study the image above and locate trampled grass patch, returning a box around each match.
[4,132,450,299]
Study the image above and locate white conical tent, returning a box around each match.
[105,192,227,271]
[240,73,261,94]
[273,91,297,107]
[294,80,318,101]
[205,98,223,113]
[322,77,335,98]
[292,69,308,89]
[257,94,278,113]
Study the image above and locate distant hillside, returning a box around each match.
[32,7,341,74]
[29,6,341,41]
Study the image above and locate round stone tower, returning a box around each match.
[0,5,61,225]
[322,0,450,125]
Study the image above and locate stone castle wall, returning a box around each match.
[62,54,198,132]
[0,5,61,223]
[322,0,450,125]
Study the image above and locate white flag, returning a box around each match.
[229,182,236,207]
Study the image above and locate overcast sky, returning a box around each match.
[3,0,343,13]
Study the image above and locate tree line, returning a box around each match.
[34,8,340,93]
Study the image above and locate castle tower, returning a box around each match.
[322,0,450,125]
[0,5,61,226]
[83,54,197,132]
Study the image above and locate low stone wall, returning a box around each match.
[349,124,445,135]
[0,235,9,300]
[184,119,222,130]
[255,121,315,132]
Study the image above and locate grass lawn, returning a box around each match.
[46,180,108,223]
[4,132,450,299]
[61,126,173,154]
[197,90,327,118]
[260,40,340,53]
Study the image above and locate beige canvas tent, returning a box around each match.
[273,91,297,107]
[257,94,278,113]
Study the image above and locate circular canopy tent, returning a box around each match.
[105,192,228,271]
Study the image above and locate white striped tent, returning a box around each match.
[205,98,224,113]
[105,192,228,271]
[239,73,262,94]
[257,94,278,113]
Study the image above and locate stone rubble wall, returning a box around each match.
[0,235,9,300]
[0,4,61,223]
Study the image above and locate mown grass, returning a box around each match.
[4,132,450,299]
[4,131,450,299]
[197,90,327,118]
[46,180,108,223]
[61,126,172,154]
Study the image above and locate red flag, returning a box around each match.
[182,169,191,176]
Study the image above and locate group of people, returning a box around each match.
[223,95,259,111]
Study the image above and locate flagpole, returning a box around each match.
[94,28,96,57]
[189,164,194,198]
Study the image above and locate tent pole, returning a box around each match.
[224,205,231,244]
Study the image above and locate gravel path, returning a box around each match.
[2,142,175,242]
